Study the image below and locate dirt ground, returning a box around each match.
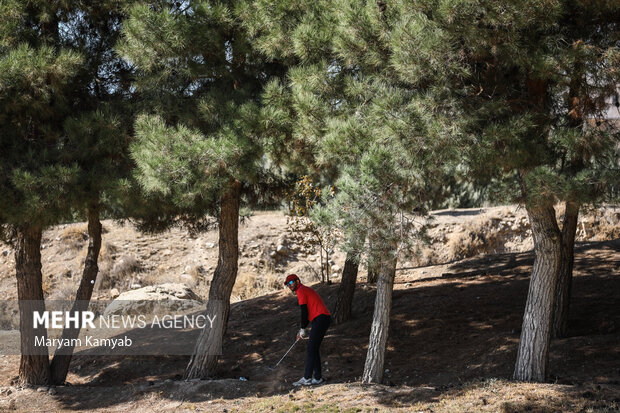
[0,207,618,412]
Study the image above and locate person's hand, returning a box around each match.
[297,328,307,340]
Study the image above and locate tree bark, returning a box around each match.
[367,267,378,284]
[362,242,397,384]
[552,201,579,339]
[513,204,562,382]
[15,225,51,386]
[367,236,379,284]
[551,60,583,339]
[184,181,240,379]
[50,207,102,384]
[332,253,359,325]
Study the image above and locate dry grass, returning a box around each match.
[407,205,618,268]
[95,252,142,291]
[231,270,282,302]
[58,224,89,252]
[410,379,620,413]
[164,380,617,413]
[578,207,620,241]
[140,264,203,292]
[46,276,80,301]
[444,217,511,261]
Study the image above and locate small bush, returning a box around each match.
[96,253,141,290]
[59,225,89,252]
[47,277,79,301]
[231,271,282,302]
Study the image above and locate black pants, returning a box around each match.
[304,314,331,380]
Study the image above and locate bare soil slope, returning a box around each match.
[0,206,618,412]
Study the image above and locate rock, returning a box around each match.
[129,283,142,289]
[205,242,216,248]
[103,283,203,317]
[331,264,340,272]
[36,386,48,392]
[48,387,57,395]
[109,288,120,299]
[276,244,288,255]
[269,251,277,258]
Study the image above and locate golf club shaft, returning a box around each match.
[273,338,300,369]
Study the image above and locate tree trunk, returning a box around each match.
[552,62,583,340]
[50,207,102,384]
[15,225,51,386]
[367,236,378,284]
[332,253,359,325]
[362,242,397,384]
[184,181,240,379]
[513,204,562,382]
[367,267,378,284]
[552,201,579,339]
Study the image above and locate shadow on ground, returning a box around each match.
[51,239,619,410]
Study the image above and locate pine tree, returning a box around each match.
[246,0,455,383]
[244,0,371,325]
[0,0,135,385]
[0,1,81,385]
[48,1,135,385]
[250,0,619,384]
[118,0,288,378]
[373,0,619,381]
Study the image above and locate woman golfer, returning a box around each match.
[284,274,331,386]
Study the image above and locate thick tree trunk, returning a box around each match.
[50,207,102,384]
[513,204,562,382]
[552,201,579,339]
[15,225,51,386]
[362,242,397,384]
[332,253,359,325]
[184,181,240,379]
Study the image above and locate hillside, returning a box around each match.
[0,206,618,412]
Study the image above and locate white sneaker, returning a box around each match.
[292,377,312,386]
[311,378,324,385]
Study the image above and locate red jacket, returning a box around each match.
[296,284,330,325]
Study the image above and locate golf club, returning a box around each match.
[268,337,300,371]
